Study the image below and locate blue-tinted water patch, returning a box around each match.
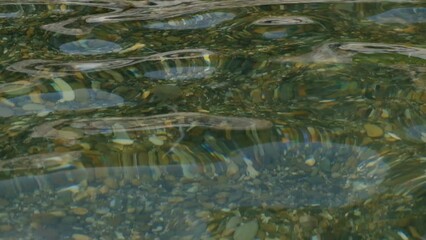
[404,125,426,143]
[368,8,426,24]
[262,30,288,39]
[0,88,124,117]
[59,39,122,55]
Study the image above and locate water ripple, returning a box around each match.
[7,49,215,77]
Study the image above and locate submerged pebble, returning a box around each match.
[0,106,14,117]
[60,39,122,55]
[145,12,235,30]
[71,207,89,216]
[71,233,92,240]
[148,135,164,146]
[233,219,258,240]
[305,157,316,167]
[364,123,384,138]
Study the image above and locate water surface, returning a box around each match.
[0,0,425,239]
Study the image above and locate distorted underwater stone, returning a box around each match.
[59,39,122,55]
[278,42,426,64]
[145,12,235,30]
[250,16,318,39]
[30,112,273,138]
[0,88,124,117]
[7,49,214,77]
[368,7,426,24]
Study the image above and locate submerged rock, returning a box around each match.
[145,12,235,30]
[233,219,258,240]
[59,39,122,55]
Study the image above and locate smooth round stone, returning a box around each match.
[0,81,33,96]
[148,135,164,146]
[0,106,14,117]
[145,12,235,30]
[305,157,316,167]
[22,103,45,111]
[112,138,134,145]
[150,85,182,101]
[71,207,89,216]
[233,219,258,240]
[0,224,13,232]
[71,233,92,240]
[59,39,122,55]
[263,30,288,39]
[364,123,384,138]
[73,88,90,103]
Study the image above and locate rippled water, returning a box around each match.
[0,0,425,239]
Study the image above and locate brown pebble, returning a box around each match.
[0,106,14,117]
[226,162,239,177]
[304,157,316,167]
[250,89,263,103]
[261,222,278,233]
[420,104,426,114]
[72,233,92,240]
[98,185,109,194]
[71,207,89,216]
[299,214,318,231]
[168,196,184,203]
[31,213,60,226]
[234,220,259,240]
[0,224,13,232]
[364,123,384,138]
[0,198,9,208]
[104,178,118,189]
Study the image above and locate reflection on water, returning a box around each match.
[278,42,426,64]
[251,16,319,39]
[368,7,426,24]
[1,0,425,239]
[7,49,215,78]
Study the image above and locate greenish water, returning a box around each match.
[0,1,425,239]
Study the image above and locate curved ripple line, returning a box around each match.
[86,0,420,23]
[278,42,426,64]
[0,151,82,173]
[41,17,93,36]
[7,49,215,76]
[30,112,273,139]
[252,16,315,26]
[338,42,426,60]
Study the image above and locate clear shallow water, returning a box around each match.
[0,0,425,239]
